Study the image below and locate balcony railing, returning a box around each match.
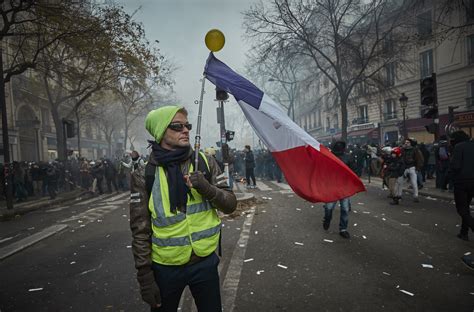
[466,97,474,107]
[384,112,397,120]
[352,117,369,125]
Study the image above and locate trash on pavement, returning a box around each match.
[358,202,365,205]
[262,196,268,200]
[382,272,391,276]
[399,289,415,296]
[362,211,370,214]
[244,258,254,263]
[256,270,264,275]
[28,288,43,292]
[426,196,437,201]
[362,235,367,239]
[323,239,334,243]
[421,264,433,269]
[294,242,304,246]
[236,227,241,230]
[353,223,358,227]
[403,210,413,214]
[70,261,76,265]
[401,223,410,226]
[239,244,245,247]
[464,252,471,256]
[254,231,258,235]
[126,245,132,249]
[277,264,288,269]
[296,208,301,211]
[382,218,386,221]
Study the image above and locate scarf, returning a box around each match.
[149,141,191,213]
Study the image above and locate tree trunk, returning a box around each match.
[51,106,66,160]
[123,122,129,151]
[340,95,348,142]
[75,110,81,157]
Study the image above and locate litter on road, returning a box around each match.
[382,218,386,221]
[28,288,43,292]
[244,258,254,263]
[239,244,245,247]
[358,203,365,205]
[399,289,415,297]
[126,245,132,249]
[277,264,288,269]
[362,211,370,214]
[422,264,434,269]
[296,208,301,211]
[382,272,391,276]
[254,231,258,235]
[426,196,437,201]
[403,211,413,214]
[354,223,358,227]
[401,224,410,226]
[323,239,334,243]
[362,235,367,239]
[464,252,471,256]
[294,242,304,246]
[256,270,264,275]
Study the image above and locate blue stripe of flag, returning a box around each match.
[204,53,263,109]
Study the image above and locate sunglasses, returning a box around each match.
[168,122,192,131]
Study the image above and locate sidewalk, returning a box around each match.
[0,189,88,221]
[360,175,454,201]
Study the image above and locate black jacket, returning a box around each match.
[449,140,474,183]
[244,151,255,169]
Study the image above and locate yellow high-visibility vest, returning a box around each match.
[148,152,221,265]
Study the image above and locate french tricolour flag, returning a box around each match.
[204,53,365,203]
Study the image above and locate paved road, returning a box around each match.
[0,181,473,312]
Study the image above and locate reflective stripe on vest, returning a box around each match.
[148,152,221,265]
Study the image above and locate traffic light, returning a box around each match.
[420,73,438,119]
[216,88,229,101]
[225,130,235,141]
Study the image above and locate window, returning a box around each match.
[41,108,51,132]
[382,32,394,53]
[384,99,397,120]
[385,62,396,86]
[417,10,432,38]
[334,114,339,129]
[359,105,369,123]
[318,110,322,126]
[468,34,474,65]
[468,80,474,107]
[326,117,331,131]
[420,49,433,78]
[467,0,474,22]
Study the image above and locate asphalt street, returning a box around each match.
[0,181,473,312]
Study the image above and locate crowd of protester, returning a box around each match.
[0,152,147,203]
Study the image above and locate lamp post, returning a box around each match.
[399,93,408,139]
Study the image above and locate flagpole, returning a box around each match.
[194,75,206,171]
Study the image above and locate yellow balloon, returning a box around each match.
[205,29,225,52]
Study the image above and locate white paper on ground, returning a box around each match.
[244,258,254,263]
[422,264,433,269]
[323,239,334,243]
[399,289,414,296]
[294,242,304,246]
[277,264,288,269]
[28,288,43,292]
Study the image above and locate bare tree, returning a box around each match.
[244,0,413,140]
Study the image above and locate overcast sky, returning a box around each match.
[119,0,259,150]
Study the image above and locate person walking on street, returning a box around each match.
[448,130,474,241]
[244,145,256,189]
[323,141,356,239]
[91,161,104,195]
[104,159,119,193]
[402,138,423,202]
[129,106,237,312]
[386,147,405,205]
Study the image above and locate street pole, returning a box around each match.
[194,76,206,171]
[0,48,14,209]
[402,107,407,139]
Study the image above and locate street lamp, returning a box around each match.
[399,93,408,139]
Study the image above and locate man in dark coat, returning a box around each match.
[103,159,119,193]
[449,130,474,241]
[244,145,256,188]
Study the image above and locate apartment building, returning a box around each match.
[297,0,474,145]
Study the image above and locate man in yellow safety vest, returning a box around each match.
[129,106,237,311]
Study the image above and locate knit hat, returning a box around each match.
[145,106,182,142]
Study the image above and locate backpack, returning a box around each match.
[438,146,449,161]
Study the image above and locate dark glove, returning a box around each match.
[189,171,216,199]
[137,271,161,308]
